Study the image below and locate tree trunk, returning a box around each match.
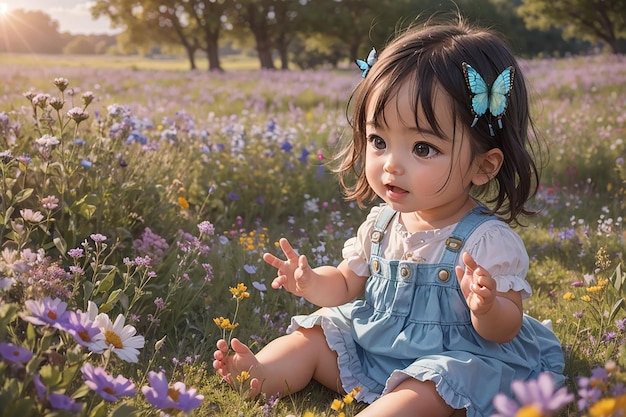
[205,31,223,72]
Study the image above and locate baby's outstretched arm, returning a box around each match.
[263,238,365,307]
[455,251,523,343]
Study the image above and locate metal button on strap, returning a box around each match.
[445,237,463,251]
[438,269,450,281]
[371,231,382,243]
[371,260,380,273]
[400,266,411,279]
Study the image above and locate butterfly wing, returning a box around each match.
[489,66,515,118]
[355,59,370,78]
[355,48,377,78]
[366,47,377,66]
[463,63,489,118]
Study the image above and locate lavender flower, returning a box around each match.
[81,362,136,401]
[59,310,106,352]
[22,297,70,328]
[492,373,573,417]
[33,374,83,413]
[0,342,33,364]
[141,370,204,413]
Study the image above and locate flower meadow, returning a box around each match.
[0,54,624,416]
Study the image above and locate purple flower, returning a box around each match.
[141,370,204,412]
[90,233,107,243]
[68,248,84,258]
[197,221,215,236]
[22,297,69,327]
[33,374,83,413]
[492,372,573,417]
[81,362,136,401]
[59,310,106,352]
[577,367,609,410]
[0,342,33,364]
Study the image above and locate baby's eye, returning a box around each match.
[413,142,439,158]
[368,135,386,150]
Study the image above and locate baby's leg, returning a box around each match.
[213,325,341,398]
[356,379,462,417]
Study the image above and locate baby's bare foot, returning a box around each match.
[212,338,262,397]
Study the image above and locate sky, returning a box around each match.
[2,0,117,35]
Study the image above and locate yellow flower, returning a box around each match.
[330,399,344,411]
[178,197,189,209]
[343,393,354,404]
[302,412,315,417]
[516,404,542,417]
[563,292,575,300]
[581,295,592,302]
[589,397,617,417]
[213,317,238,331]
[236,371,250,383]
[229,283,250,301]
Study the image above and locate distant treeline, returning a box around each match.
[1,0,624,71]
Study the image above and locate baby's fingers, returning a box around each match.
[271,275,287,289]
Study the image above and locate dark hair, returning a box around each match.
[334,16,545,224]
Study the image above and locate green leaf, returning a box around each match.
[109,403,141,417]
[88,401,109,417]
[610,298,624,321]
[53,230,68,255]
[95,269,117,294]
[14,188,34,203]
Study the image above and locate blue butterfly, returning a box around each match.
[355,47,377,78]
[462,63,515,135]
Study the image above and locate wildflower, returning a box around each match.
[82,91,95,106]
[80,158,92,168]
[53,77,69,92]
[94,313,145,363]
[213,317,238,331]
[154,297,165,310]
[49,97,65,110]
[236,371,250,383]
[90,233,107,243]
[81,362,136,402]
[67,107,89,123]
[563,292,575,301]
[67,248,84,258]
[0,277,15,290]
[22,297,69,327]
[331,398,344,411]
[244,264,257,274]
[178,197,189,209]
[33,374,83,413]
[492,372,574,417]
[32,93,50,108]
[60,310,106,352]
[41,195,59,210]
[0,342,33,364]
[230,283,250,301]
[198,220,215,236]
[20,208,44,223]
[141,370,204,413]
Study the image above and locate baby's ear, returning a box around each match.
[473,148,504,186]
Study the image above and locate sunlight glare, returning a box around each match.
[0,3,8,16]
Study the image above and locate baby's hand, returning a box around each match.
[455,251,497,316]
[262,238,313,296]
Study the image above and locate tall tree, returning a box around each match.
[517,0,626,53]
[187,0,228,72]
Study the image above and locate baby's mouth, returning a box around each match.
[386,184,408,194]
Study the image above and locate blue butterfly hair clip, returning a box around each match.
[355,48,377,78]
[462,62,515,136]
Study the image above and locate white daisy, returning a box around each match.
[95,313,145,363]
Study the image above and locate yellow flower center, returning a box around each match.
[104,330,123,348]
[516,405,542,417]
[168,387,180,402]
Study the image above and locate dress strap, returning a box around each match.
[439,205,498,266]
[370,204,397,258]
